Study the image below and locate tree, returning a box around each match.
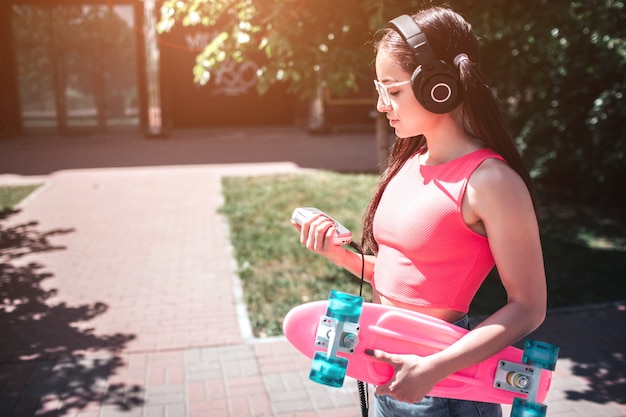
[157,0,408,96]
[457,0,626,205]
[157,0,626,205]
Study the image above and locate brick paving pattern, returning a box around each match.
[0,128,624,417]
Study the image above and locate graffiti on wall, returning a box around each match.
[184,31,259,97]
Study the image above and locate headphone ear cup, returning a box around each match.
[414,63,461,114]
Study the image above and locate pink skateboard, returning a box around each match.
[283,291,558,416]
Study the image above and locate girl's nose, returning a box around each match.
[376,97,391,113]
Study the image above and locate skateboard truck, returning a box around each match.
[314,316,361,355]
[495,339,559,417]
[309,290,363,387]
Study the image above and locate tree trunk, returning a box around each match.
[375,111,392,172]
[308,74,330,134]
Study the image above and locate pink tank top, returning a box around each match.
[372,148,505,313]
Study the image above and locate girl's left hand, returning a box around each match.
[366,349,442,404]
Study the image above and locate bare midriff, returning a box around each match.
[374,291,467,324]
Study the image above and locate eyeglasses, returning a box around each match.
[373,79,411,107]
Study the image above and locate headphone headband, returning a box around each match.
[386,14,461,114]
[387,15,437,68]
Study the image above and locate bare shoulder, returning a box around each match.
[465,157,534,220]
[471,158,526,191]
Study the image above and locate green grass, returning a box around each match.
[221,172,626,337]
[220,172,376,337]
[0,184,42,212]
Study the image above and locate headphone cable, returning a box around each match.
[348,240,369,417]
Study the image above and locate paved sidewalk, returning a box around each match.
[0,127,625,417]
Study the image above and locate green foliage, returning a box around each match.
[159,0,625,205]
[157,0,425,97]
[453,0,626,204]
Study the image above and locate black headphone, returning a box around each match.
[388,14,461,114]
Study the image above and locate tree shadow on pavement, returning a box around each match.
[0,209,143,416]
[528,305,626,406]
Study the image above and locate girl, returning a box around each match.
[296,7,546,417]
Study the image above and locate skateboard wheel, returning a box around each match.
[341,332,358,351]
[310,351,348,388]
[506,371,530,389]
[522,340,559,371]
[326,290,363,323]
[511,397,547,417]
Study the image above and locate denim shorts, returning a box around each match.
[373,315,502,417]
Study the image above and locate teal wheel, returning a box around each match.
[310,351,348,388]
[522,340,559,370]
[327,290,363,323]
[510,397,547,417]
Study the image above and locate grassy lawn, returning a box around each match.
[220,172,626,338]
[220,172,376,337]
[0,184,42,212]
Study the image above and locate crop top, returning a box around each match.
[371,148,505,313]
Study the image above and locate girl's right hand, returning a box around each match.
[292,213,348,262]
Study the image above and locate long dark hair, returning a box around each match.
[361,7,536,255]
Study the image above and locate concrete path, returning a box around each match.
[0,127,624,417]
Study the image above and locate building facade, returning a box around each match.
[0,0,303,138]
